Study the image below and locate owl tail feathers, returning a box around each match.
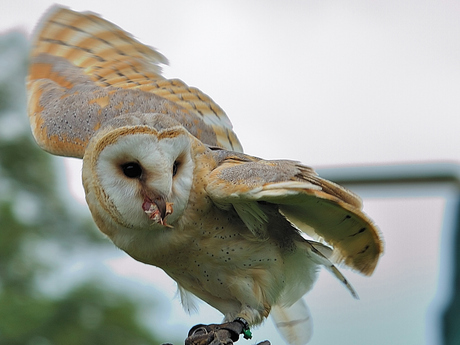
[271,299,313,345]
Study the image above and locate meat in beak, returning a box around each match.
[142,196,173,227]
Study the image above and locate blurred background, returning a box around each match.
[1,1,459,344]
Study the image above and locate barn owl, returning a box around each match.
[27,6,383,345]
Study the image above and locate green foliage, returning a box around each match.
[0,32,163,345]
[0,283,157,345]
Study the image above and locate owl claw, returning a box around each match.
[185,320,259,345]
[142,197,173,227]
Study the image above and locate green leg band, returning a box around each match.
[234,317,252,340]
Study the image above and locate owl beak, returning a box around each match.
[142,196,174,228]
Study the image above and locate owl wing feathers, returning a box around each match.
[206,152,382,276]
[27,6,242,158]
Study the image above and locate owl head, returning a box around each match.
[82,113,197,242]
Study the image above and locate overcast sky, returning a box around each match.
[2,1,459,344]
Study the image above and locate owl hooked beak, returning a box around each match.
[142,197,173,228]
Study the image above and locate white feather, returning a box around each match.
[271,299,313,345]
[233,202,269,239]
[306,242,359,299]
[177,285,199,314]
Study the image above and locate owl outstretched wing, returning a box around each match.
[206,151,382,276]
[27,5,242,158]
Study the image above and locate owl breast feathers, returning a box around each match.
[27,6,383,345]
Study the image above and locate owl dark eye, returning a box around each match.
[121,162,142,178]
[172,161,179,177]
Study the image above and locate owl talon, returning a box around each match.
[185,320,257,345]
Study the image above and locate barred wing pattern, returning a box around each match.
[27,6,243,158]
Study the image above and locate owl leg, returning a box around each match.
[185,318,264,345]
